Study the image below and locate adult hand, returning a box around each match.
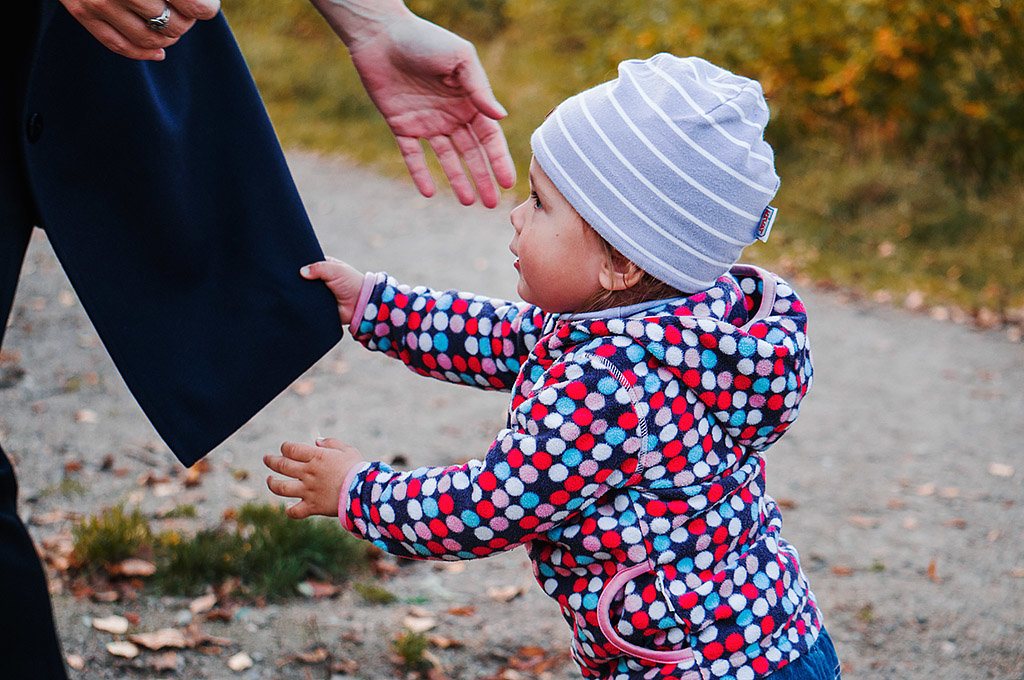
[59,0,220,61]
[312,1,516,208]
[265,438,367,519]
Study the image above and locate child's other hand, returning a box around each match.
[300,258,365,325]
[264,438,366,519]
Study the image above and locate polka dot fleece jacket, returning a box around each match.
[341,264,822,680]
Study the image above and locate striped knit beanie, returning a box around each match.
[531,54,780,293]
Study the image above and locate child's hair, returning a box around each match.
[576,236,689,315]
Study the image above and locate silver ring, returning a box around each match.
[145,5,171,31]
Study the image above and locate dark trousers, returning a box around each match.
[1,1,65,670]
[0,446,68,680]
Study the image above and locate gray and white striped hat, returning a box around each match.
[531,53,780,293]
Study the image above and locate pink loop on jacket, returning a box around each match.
[596,561,701,674]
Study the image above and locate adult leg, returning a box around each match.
[0,181,68,680]
[0,4,69,676]
[0,444,69,680]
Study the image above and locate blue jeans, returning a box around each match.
[769,628,842,680]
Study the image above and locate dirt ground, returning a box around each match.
[1,152,1022,680]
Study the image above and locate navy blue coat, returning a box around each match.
[3,2,344,467]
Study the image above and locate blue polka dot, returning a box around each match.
[493,461,511,480]
[701,350,718,368]
[461,510,481,527]
[597,376,620,395]
[626,345,645,362]
[738,336,758,356]
[606,427,626,446]
[520,492,540,509]
[555,396,576,415]
[433,333,449,352]
[562,450,583,467]
[422,497,439,518]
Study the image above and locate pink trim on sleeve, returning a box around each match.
[338,461,372,532]
[348,272,385,336]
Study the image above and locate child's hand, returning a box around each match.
[264,437,366,519]
[301,258,366,326]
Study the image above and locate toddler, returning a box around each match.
[265,53,840,680]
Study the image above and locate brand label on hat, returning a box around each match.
[757,206,777,243]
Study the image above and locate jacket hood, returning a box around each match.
[560,265,812,451]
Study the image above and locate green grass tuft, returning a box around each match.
[72,503,369,599]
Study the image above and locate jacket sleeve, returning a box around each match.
[350,272,547,392]
[340,350,648,560]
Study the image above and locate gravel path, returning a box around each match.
[1,152,1021,680]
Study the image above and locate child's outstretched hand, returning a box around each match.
[301,258,366,326]
[264,438,366,519]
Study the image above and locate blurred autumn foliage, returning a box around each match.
[425,0,1022,185]
[224,0,1024,322]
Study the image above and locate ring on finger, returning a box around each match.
[145,5,172,31]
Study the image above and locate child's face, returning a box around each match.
[509,158,607,313]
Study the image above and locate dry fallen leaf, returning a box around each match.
[428,635,464,649]
[92,614,130,635]
[830,566,855,577]
[228,652,254,671]
[74,409,98,423]
[927,558,941,583]
[446,605,476,617]
[1009,568,1024,579]
[149,651,180,672]
[988,462,1014,478]
[291,379,316,396]
[848,515,880,529]
[277,644,329,667]
[106,641,140,659]
[487,585,526,603]
[296,580,339,599]
[108,558,156,577]
[129,628,188,650]
[403,615,438,634]
[65,654,85,670]
[0,348,22,363]
[189,593,218,615]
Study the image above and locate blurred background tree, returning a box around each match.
[222,0,1023,328]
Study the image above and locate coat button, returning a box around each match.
[26,113,43,143]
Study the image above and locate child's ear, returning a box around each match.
[598,252,644,291]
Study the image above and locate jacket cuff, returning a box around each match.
[348,272,386,336]
[338,460,372,532]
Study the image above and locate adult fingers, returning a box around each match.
[471,115,516,190]
[395,136,437,199]
[427,135,477,206]
[450,126,499,209]
[128,1,195,43]
[453,51,508,122]
[166,0,220,20]
[72,18,166,61]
